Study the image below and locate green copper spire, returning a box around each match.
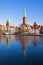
[24,8,26,17]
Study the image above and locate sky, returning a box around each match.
[0,0,43,26]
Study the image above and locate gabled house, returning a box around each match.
[40,25,43,34]
[0,24,5,34]
[15,26,19,33]
[31,22,40,34]
[9,26,15,34]
[0,24,5,30]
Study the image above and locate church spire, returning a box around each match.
[24,8,26,17]
[6,18,11,27]
[23,9,27,24]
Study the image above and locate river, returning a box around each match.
[0,35,43,65]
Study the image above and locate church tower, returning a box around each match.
[23,9,27,24]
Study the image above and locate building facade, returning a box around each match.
[31,22,40,34]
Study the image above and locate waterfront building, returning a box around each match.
[0,24,4,30]
[0,24,5,34]
[40,25,43,34]
[15,26,19,33]
[9,26,15,34]
[31,22,40,34]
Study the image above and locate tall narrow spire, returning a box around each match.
[8,17,10,22]
[23,8,27,24]
[6,17,11,26]
[24,8,26,17]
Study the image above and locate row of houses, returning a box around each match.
[0,21,43,35]
[20,22,43,35]
[0,23,19,34]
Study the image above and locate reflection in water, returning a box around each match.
[5,35,10,46]
[19,36,33,54]
[0,35,19,46]
[39,36,43,45]
[5,35,19,46]
[32,36,39,46]
[0,35,4,43]
[0,35,40,50]
[9,35,18,41]
[0,35,43,65]
[15,35,18,41]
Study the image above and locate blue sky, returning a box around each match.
[0,0,43,26]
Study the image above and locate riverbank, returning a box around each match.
[18,34,43,37]
[2,33,43,36]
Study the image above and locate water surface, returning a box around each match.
[0,35,43,65]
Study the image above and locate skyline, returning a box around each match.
[0,0,43,26]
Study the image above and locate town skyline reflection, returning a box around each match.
[0,35,40,46]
